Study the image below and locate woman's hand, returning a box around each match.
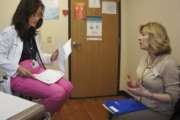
[128,83,152,98]
[17,65,32,77]
[127,75,171,102]
[127,75,152,98]
[50,49,59,62]
[127,75,139,88]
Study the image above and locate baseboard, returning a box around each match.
[70,90,132,99]
[117,90,133,98]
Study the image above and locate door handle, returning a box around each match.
[72,41,81,47]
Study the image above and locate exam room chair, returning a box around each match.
[170,66,180,120]
[170,98,180,120]
[169,65,180,120]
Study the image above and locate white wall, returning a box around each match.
[40,0,68,54]
[0,0,19,30]
[120,0,180,90]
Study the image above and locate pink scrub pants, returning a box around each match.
[11,60,73,113]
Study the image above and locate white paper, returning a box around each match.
[110,106,119,112]
[33,69,64,84]
[58,39,72,72]
[102,1,117,14]
[88,0,100,8]
[0,91,35,120]
[59,51,66,72]
[63,39,72,59]
[87,16,102,41]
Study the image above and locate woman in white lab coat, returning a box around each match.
[0,0,73,114]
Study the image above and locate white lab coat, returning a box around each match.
[0,26,51,94]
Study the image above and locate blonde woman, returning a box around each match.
[113,22,180,120]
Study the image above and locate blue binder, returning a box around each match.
[103,98,147,115]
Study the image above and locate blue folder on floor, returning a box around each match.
[102,98,147,115]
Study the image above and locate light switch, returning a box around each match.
[47,36,52,44]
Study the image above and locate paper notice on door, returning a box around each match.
[102,1,117,14]
[87,16,102,41]
[88,0,100,8]
[33,69,64,84]
[58,39,72,72]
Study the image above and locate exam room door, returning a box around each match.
[70,0,120,97]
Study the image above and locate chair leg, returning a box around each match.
[108,112,113,120]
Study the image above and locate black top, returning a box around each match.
[19,27,46,69]
[20,37,37,62]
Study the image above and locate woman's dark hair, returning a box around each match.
[11,0,44,41]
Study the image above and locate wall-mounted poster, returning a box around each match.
[42,0,59,20]
[87,16,102,41]
[74,2,85,20]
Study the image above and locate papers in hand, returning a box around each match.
[33,69,64,84]
[62,39,72,59]
[58,39,72,72]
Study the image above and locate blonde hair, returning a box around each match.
[139,22,171,56]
